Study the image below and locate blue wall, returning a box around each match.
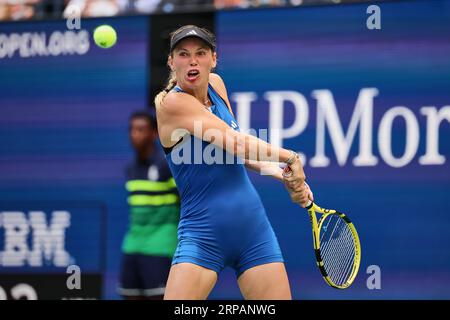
[0,16,149,299]
[213,0,450,299]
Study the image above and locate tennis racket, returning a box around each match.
[305,200,361,289]
[282,167,361,289]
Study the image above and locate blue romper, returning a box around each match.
[164,83,284,277]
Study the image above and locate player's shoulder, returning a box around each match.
[161,90,197,115]
[209,73,227,94]
[209,73,233,113]
[209,73,225,85]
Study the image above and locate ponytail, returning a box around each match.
[154,72,177,109]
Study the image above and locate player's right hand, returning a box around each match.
[284,180,309,207]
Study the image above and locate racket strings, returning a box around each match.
[318,215,356,286]
[327,228,354,285]
[320,218,342,278]
[322,225,353,285]
[327,227,354,285]
[322,225,351,282]
[334,228,354,284]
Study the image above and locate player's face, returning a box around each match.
[169,38,217,90]
[129,118,155,150]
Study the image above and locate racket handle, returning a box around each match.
[282,166,293,177]
[283,167,313,208]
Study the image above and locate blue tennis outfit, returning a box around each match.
[164,83,284,277]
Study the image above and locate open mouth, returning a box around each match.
[187,69,200,81]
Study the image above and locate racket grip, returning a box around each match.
[282,166,293,177]
[283,167,313,207]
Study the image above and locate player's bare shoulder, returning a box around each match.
[209,73,233,114]
[158,90,206,129]
[159,91,181,113]
[159,91,193,118]
[156,92,186,145]
[209,73,227,96]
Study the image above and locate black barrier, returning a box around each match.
[0,274,102,300]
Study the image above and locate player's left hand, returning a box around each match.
[283,176,314,207]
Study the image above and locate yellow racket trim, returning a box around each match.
[307,202,361,289]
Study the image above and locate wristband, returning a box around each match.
[286,151,299,165]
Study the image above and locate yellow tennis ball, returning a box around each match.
[93,25,117,49]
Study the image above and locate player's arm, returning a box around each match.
[208,74,312,205]
[244,160,284,182]
[209,73,288,181]
[158,92,296,166]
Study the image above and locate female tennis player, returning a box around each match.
[155,25,312,300]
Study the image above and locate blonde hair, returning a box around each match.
[154,71,177,110]
[154,25,215,109]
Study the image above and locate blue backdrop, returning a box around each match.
[1,0,449,300]
[213,0,450,299]
[0,16,148,299]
